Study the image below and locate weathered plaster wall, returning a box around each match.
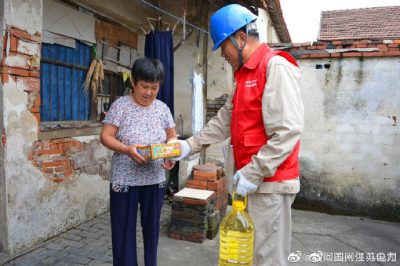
[0,0,6,254]
[257,7,280,43]
[0,0,111,255]
[297,57,400,221]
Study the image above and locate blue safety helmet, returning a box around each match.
[210,4,258,51]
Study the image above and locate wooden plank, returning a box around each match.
[79,41,85,120]
[50,45,58,121]
[95,20,137,49]
[58,45,66,121]
[41,44,51,122]
[84,45,91,120]
[65,48,73,121]
[72,45,79,120]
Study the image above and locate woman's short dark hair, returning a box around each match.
[131,57,165,85]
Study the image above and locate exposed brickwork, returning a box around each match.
[169,164,228,243]
[268,39,400,59]
[1,26,41,122]
[29,138,110,183]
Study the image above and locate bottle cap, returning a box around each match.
[232,200,245,210]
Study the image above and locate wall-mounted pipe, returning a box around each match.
[139,0,209,34]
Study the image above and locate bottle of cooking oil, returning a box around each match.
[219,192,254,265]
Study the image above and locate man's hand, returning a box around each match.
[168,139,191,161]
[232,171,258,196]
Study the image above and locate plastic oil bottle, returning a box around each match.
[219,192,254,265]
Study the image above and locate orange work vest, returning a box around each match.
[231,43,300,182]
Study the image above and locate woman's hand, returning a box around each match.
[162,159,176,170]
[126,144,146,164]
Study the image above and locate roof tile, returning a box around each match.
[318,6,400,41]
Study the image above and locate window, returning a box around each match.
[41,41,91,121]
[98,70,127,120]
[40,41,125,123]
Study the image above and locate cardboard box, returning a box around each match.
[137,143,181,160]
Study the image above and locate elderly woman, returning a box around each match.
[100,57,177,266]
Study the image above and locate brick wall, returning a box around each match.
[1,27,41,122]
[29,138,110,183]
[269,39,400,59]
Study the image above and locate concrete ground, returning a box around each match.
[1,202,399,266]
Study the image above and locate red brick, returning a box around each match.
[186,180,207,190]
[32,95,41,108]
[50,143,59,150]
[332,40,343,45]
[42,167,54,174]
[190,178,207,187]
[29,106,40,113]
[330,53,341,58]
[355,44,367,48]
[377,44,388,51]
[51,138,72,144]
[315,45,327,49]
[27,150,34,161]
[41,158,69,168]
[207,181,218,191]
[362,52,385,57]
[309,53,330,58]
[0,66,30,77]
[342,52,362,57]
[183,198,207,206]
[10,35,17,52]
[193,170,217,181]
[33,113,40,123]
[1,73,10,83]
[168,233,181,240]
[16,76,40,92]
[193,174,208,181]
[298,54,310,59]
[388,44,399,48]
[37,148,61,156]
[62,141,83,153]
[8,27,41,43]
[383,51,400,57]
[63,169,73,177]
[52,178,64,183]
[29,70,40,77]
[388,47,400,52]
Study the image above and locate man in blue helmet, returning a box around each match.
[172,4,304,265]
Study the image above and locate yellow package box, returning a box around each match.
[137,143,181,160]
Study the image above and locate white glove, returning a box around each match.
[232,171,258,196]
[168,139,191,161]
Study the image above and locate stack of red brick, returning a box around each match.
[187,164,228,217]
[168,189,216,243]
[168,164,228,243]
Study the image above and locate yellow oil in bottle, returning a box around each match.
[219,193,254,265]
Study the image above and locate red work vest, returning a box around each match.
[231,43,300,182]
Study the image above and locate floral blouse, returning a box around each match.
[103,96,175,186]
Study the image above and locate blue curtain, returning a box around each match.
[145,31,174,117]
